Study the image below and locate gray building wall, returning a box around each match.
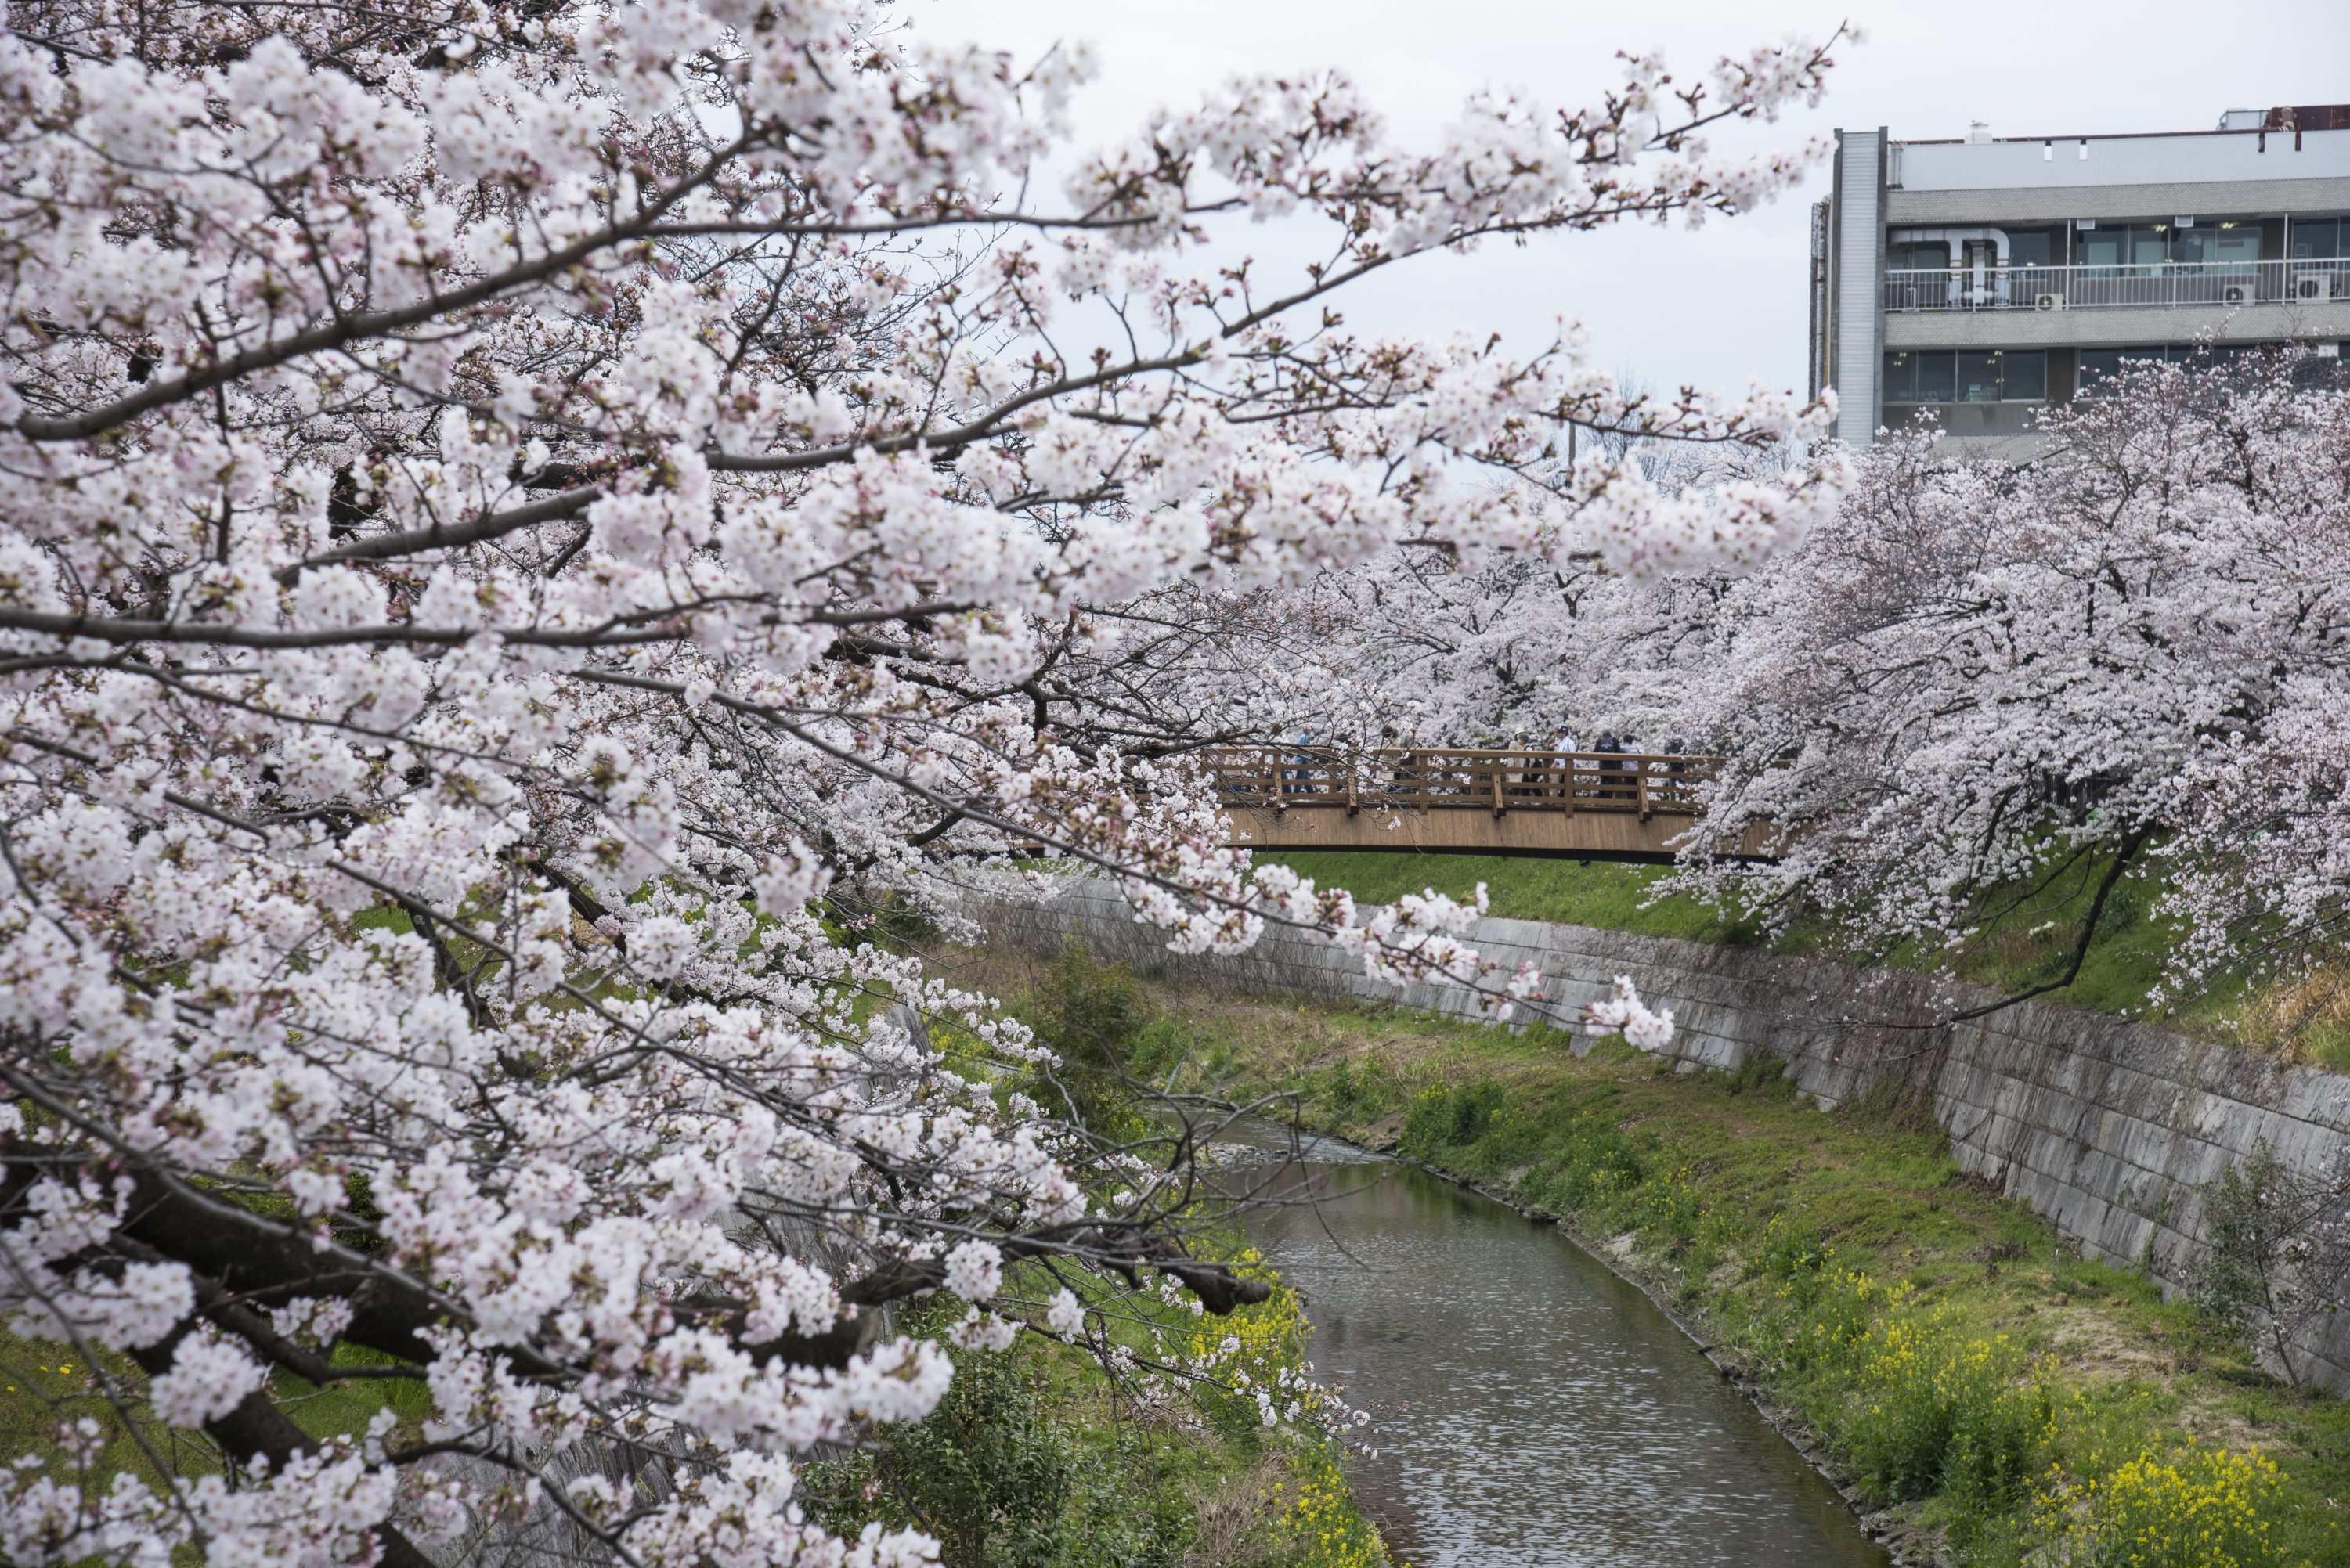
[1883,299,2350,349]
[1830,129,1886,445]
[1896,128,2350,194]
[1889,177,2350,225]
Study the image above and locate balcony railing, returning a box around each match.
[1883,258,2350,313]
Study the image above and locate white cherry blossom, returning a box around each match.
[0,3,1849,1563]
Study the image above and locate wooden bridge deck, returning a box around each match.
[1207,747,1778,863]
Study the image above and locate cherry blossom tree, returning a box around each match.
[1241,351,2350,1016]
[1059,431,1813,759]
[0,3,1849,1564]
[1601,353,2350,997]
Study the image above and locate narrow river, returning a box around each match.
[1223,1124,1893,1568]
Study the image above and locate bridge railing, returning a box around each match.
[1206,748,1713,820]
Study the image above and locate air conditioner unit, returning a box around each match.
[2293,273,2337,303]
[2222,283,2257,305]
[2034,291,2067,312]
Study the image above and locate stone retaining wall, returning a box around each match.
[969,875,2350,1387]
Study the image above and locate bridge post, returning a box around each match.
[1270,748,1283,813]
[1346,748,1359,816]
[1491,757,1504,818]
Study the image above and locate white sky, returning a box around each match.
[911,0,2350,397]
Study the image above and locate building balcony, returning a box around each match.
[1883,257,2348,314]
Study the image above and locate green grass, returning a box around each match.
[973,947,2350,1567]
[1259,851,2350,1067]
[1259,851,1763,943]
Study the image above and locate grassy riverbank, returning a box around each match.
[1255,852,2350,1069]
[965,943,2350,1568]
[800,1285,1395,1568]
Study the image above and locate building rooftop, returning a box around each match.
[1890,104,2350,147]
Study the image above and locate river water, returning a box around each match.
[1221,1124,1893,1568]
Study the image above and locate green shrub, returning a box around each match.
[805,1349,1074,1568]
[1023,943,1155,1138]
[1539,1118,1649,1213]
[1720,1047,1797,1100]
[2039,1444,2291,1568]
[1832,1290,2052,1505]
[1753,1216,1836,1296]
[1399,1080,1507,1155]
[2192,1137,2350,1389]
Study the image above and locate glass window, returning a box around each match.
[2002,351,2048,401]
[1886,350,2046,403]
[1957,350,2003,402]
[1887,240,1951,272]
[2207,222,2261,265]
[1881,351,1915,402]
[1911,351,1956,404]
[2005,228,2057,269]
[2290,218,2344,260]
[2075,348,2173,397]
[2291,350,2346,390]
[2083,225,2171,269]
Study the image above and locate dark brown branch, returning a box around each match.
[16,135,753,445]
[1948,827,2152,1023]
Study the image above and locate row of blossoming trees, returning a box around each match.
[0,2,1854,1564]
[1251,355,2350,1000]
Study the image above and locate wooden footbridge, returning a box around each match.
[1207,748,1778,863]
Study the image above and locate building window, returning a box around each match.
[2080,221,2262,270]
[1887,239,1951,272]
[2290,218,2345,260]
[1957,351,2003,402]
[1915,351,1955,403]
[1884,349,2048,404]
[2170,222,2261,266]
[2077,346,2165,394]
[2005,227,2061,269]
[2079,224,2171,270]
[2292,349,2348,389]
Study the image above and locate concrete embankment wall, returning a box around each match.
[971,875,2350,1387]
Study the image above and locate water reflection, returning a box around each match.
[1217,1122,1892,1568]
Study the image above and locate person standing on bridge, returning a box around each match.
[1550,727,1576,806]
[1594,731,1624,800]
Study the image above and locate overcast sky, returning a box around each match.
[912,0,2350,397]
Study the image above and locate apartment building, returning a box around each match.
[1810,105,2350,449]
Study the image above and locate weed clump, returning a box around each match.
[2035,1444,2290,1568]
